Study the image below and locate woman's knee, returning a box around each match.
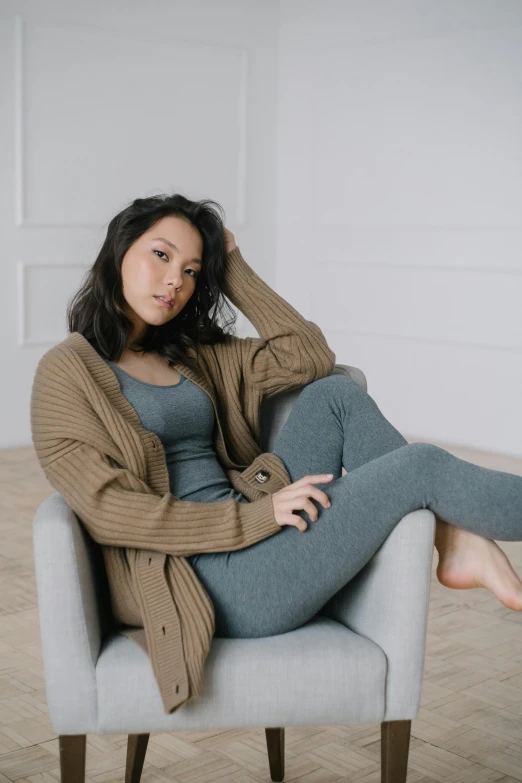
[405,442,450,483]
[300,373,367,401]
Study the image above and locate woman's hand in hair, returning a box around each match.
[224,227,237,254]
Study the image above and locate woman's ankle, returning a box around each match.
[434,515,453,554]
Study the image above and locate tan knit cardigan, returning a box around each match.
[30,246,336,714]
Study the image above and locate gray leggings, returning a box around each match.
[189,374,522,638]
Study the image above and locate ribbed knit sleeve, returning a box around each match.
[221,246,337,398]
[34,442,281,555]
[30,354,282,556]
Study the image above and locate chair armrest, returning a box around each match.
[32,491,111,732]
[320,508,436,721]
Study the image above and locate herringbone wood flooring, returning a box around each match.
[1,439,522,783]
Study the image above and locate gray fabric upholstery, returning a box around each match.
[32,364,435,734]
[96,619,386,733]
[320,507,435,721]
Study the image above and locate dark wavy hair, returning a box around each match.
[66,193,238,374]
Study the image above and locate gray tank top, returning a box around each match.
[103,360,249,512]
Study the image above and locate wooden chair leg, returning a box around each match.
[265,727,285,782]
[125,734,150,783]
[381,720,411,783]
[59,735,86,783]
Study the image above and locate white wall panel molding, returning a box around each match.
[17,261,89,346]
[309,226,522,272]
[13,14,248,228]
[313,261,522,351]
[322,327,522,355]
[309,27,522,229]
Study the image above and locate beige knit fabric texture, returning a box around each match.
[30,245,337,714]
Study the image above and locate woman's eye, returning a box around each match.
[154,250,199,277]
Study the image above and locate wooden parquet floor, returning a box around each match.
[1,440,522,783]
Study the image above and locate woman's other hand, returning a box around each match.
[271,474,334,531]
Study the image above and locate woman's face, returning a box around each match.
[120,215,203,344]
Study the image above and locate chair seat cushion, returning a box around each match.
[95,616,386,733]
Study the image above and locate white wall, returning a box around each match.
[0,0,280,449]
[1,0,521,457]
[275,0,522,457]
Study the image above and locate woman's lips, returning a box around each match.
[154,296,174,309]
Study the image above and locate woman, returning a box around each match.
[30,192,522,715]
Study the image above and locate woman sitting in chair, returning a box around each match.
[30,192,522,716]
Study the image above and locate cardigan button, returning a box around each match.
[254,469,270,483]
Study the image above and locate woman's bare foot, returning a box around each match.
[435,517,522,611]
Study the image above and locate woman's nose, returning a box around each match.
[164,269,183,287]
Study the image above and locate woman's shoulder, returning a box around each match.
[35,333,80,372]
[33,333,98,401]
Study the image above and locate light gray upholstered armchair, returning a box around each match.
[32,364,436,783]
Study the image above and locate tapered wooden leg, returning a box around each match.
[59,735,86,783]
[381,720,411,783]
[125,734,150,783]
[265,727,285,782]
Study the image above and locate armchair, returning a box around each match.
[32,364,435,783]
